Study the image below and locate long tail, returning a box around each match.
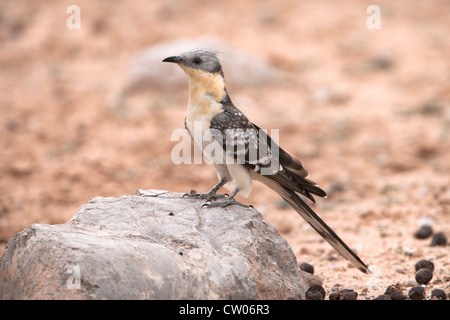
[281,189,369,273]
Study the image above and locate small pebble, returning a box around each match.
[415,259,434,272]
[367,55,394,71]
[341,289,358,300]
[329,291,340,300]
[396,268,407,274]
[415,268,433,285]
[414,225,433,239]
[430,232,447,246]
[328,289,358,300]
[384,284,406,300]
[373,294,391,300]
[305,285,325,300]
[299,262,314,274]
[431,289,447,300]
[306,290,324,300]
[389,291,406,300]
[408,286,425,300]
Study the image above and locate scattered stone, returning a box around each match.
[305,290,324,300]
[373,294,391,300]
[329,289,358,300]
[415,268,433,285]
[341,289,358,300]
[327,253,339,261]
[384,284,406,300]
[401,280,417,288]
[329,291,341,300]
[431,289,447,300]
[312,86,350,105]
[417,216,435,227]
[396,268,407,274]
[430,232,447,247]
[408,286,426,300]
[414,259,434,272]
[403,247,421,257]
[366,55,394,71]
[299,262,314,274]
[388,291,406,300]
[305,285,325,300]
[419,100,444,116]
[414,225,433,239]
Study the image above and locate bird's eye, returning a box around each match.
[193,57,202,64]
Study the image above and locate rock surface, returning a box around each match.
[126,37,275,91]
[0,190,307,299]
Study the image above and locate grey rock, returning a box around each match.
[0,190,307,299]
[126,37,275,91]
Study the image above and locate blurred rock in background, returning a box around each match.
[126,36,276,92]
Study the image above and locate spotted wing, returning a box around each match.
[209,107,326,202]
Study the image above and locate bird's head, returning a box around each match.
[163,49,227,100]
[163,49,222,74]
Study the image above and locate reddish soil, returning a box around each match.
[1,0,448,299]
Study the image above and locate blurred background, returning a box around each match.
[0,0,449,292]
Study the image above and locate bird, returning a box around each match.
[163,49,369,273]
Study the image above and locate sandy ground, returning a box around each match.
[0,0,449,299]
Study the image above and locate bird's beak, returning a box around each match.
[162,56,181,63]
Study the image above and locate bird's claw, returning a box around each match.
[201,199,254,209]
[201,201,211,208]
[182,190,195,199]
[183,189,227,201]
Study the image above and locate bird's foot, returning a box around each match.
[201,198,254,209]
[182,189,228,201]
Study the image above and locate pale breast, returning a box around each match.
[185,95,223,143]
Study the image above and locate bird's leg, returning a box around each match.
[201,187,254,209]
[183,177,228,201]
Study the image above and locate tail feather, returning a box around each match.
[246,123,368,273]
[281,189,369,273]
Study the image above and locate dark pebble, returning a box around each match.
[373,294,391,300]
[431,289,447,300]
[408,286,426,300]
[329,289,358,300]
[305,285,325,300]
[299,262,314,274]
[306,290,324,300]
[415,259,434,272]
[414,225,433,239]
[388,291,406,300]
[419,101,444,116]
[415,268,433,285]
[384,284,406,300]
[329,291,341,300]
[367,55,394,71]
[341,289,358,300]
[430,232,447,246]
